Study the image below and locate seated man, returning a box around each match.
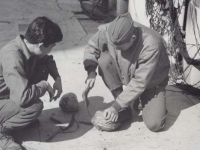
[0,16,63,149]
[83,13,170,132]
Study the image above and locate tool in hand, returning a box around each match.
[82,85,92,118]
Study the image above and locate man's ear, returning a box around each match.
[132,35,136,41]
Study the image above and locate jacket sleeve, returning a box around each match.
[2,52,48,107]
[83,26,108,73]
[42,55,60,80]
[112,42,162,111]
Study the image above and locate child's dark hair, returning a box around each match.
[25,16,63,47]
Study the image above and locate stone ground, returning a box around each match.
[0,0,200,150]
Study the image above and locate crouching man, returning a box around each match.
[0,17,63,149]
[83,13,170,132]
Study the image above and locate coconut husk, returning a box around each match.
[91,111,121,132]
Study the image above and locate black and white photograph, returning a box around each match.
[0,0,199,150]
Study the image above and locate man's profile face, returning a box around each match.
[38,43,56,57]
[115,36,135,51]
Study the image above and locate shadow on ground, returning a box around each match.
[12,96,114,143]
[164,85,200,131]
[12,85,200,145]
[12,96,143,144]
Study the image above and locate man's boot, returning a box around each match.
[0,126,23,150]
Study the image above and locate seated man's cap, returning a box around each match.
[108,13,135,46]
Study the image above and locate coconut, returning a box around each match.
[59,93,79,112]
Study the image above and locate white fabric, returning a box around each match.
[128,0,150,27]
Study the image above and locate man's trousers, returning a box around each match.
[0,64,48,131]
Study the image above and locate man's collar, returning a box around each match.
[16,35,32,60]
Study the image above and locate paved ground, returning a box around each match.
[0,0,200,150]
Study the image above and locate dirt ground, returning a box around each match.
[0,0,200,150]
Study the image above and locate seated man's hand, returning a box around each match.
[53,77,62,100]
[104,107,118,122]
[46,81,54,102]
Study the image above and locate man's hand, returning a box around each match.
[53,77,62,100]
[46,82,54,102]
[104,107,119,122]
[85,71,97,89]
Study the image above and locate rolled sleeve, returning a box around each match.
[83,27,108,73]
